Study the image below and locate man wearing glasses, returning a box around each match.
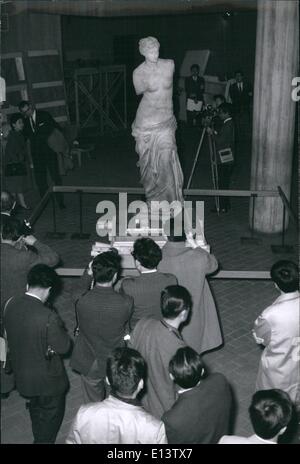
[18,100,65,209]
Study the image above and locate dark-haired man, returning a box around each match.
[1,216,59,308]
[4,264,71,444]
[66,347,167,444]
[129,285,191,419]
[219,389,293,444]
[18,100,65,208]
[253,260,299,402]
[121,237,177,330]
[163,347,232,444]
[229,70,252,117]
[71,250,133,403]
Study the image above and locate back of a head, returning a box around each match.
[106,347,146,397]
[169,346,206,389]
[27,264,59,290]
[1,191,15,213]
[161,285,192,320]
[92,249,121,283]
[164,216,186,242]
[270,260,299,293]
[249,389,293,440]
[1,216,23,241]
[132,237,162,269]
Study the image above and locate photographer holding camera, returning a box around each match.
[1,216,59,308]
[4,264,71,443]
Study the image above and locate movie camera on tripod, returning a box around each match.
[186,104,220,212]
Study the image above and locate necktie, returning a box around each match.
[30,116,35,132]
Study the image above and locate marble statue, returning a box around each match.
[132,37,184,205]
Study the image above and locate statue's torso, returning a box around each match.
[134,59,174,128]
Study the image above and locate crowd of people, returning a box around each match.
[0,37,298,445]
[1,204,299,444]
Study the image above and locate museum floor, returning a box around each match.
[1,121,298,444]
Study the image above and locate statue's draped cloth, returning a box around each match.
[132,116,184,203]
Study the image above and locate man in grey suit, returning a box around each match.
[158,216,222,354]
[129,285,191,419]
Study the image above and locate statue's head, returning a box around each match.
[139,37,160,58]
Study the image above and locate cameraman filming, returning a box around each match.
[206,103,235,213]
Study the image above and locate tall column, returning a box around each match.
[250,0,299,233]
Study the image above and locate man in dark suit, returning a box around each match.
[229,70,252,117]
[18,100,65,208]
[4,264,71,444]
[121,237,177,330]
[207,103,235,213]
[1,190,33,234]
[185,64,205,127]
[1,217,59,308]
[71,250,133,404]
[162,347,232,444]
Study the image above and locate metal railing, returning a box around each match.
[26,184,290,281]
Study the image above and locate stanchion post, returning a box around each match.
[250,193,256,239]
[71,189,91,240]
[271,203,294,254]
[45,192,66,239]
[240,193,262,245]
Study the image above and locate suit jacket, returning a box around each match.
[1,241,59,309]
[158,242,222,354]
[214,117,235,165]
[23,110,63,157]
[71,286,133,377]
[162,373,232,444]
[253,291,300,402]
[4,294,70,397]
[129,318,186,419]
[185,76,205,102]
[229,81,252,111]
[121,271,177,330]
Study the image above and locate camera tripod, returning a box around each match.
[186,126,220,213]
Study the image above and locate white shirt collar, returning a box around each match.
[25,291,43,302]
[223,117,232,124]
[178,387,194,394]
[253,434,276,444]
[141,269,157,274]
[276,290,299,303]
